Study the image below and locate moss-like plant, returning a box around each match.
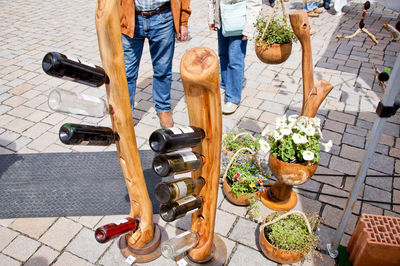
[254,15,297,47]
[263,212,321,257]
[222,131,260,154]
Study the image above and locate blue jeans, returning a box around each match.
[305,1,320,12]
[217,29,247,105]
[122,8,175,114]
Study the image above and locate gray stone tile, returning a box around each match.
[229,244,276,266]
[363,185,392,210]
[0,253,21,266]
[2,235,41,261]
[229,218,258,249]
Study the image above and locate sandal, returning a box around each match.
[313,8,323,14]
[307,11,319,17]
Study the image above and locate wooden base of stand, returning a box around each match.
[260,187,298,211]
[118,224,163,263]
[175,234,227,266]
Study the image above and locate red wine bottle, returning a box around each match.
[154,177,205,204]
[152,151,205,177]
[159,195,202,222]
[149,126,205,153]
[95,217,139,243]
[59,123,116,145]
[42,52,109,87]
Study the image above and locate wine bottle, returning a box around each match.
[48,88,107,117]
[149,126,205,153]
[152,151,205,177]
[59,123,116,145]
[95,217,139,243]
[160,231,199,259]
[159,195,202,222]
[42,52,109,87]
[378,72,389,82]
[155,177,205,204]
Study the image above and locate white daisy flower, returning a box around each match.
[321,140,333,152]
[304,125,316,136]
[302,151,314,161]
[275,115,287,129]
[259,139,271,153]
[261,125,274,137]
[273,130,284,141]
[280,126,292,136]
[292,133,305,144]
[310,117,321,128]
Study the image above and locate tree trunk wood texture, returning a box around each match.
[180,47,224,262]
[95,0,154,249]
[289,10,333,118]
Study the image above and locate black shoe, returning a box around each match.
[324,2,330,10]
[318,3,324,8]
[269,0,275,7]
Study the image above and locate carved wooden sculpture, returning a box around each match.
[179,47,227,264]
[95,0,161,262]
[260,10,333,211]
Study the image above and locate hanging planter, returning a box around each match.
[254,0,297,65]
[259,211,321,264]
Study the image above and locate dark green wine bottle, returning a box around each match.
[149,126,205,153]
[59,123,116,145]
[154,177,205,204]
[42,52,109,87]
[152,151,205,177]
[159,195,202,222]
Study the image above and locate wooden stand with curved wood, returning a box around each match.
[95,0,161,262]
[261,10,333,211]
[178,47,227,265]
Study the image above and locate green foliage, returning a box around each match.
[265,212,321,257]
[254,15,297,46]
[222,131,260,154]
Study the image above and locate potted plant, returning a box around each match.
[221,131,270,218]
[259,210,321,264]
[254,4,297,64]
[258,114,332,210]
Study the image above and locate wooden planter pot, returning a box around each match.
[255,42,292,64]
[259,220,306,264]
[260,154,317,211]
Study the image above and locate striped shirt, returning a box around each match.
[135,0,170,11]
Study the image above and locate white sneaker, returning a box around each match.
[222,102,239,114]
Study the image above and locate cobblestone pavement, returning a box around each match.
[0,0,399,265]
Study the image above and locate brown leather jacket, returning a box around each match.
[119,0,191,38]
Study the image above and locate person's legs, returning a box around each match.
[217,29,229,91]
[121,16,145,114]
[147,8,175,115]
[224,35,247,105]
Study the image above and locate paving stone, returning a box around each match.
[39,217,82,251]
[294,194,323,214]
[52,252,93,266]
[6,136,32,151]
[9,217,56,240]
[67,216,103,229]
[340,144,365,162]
[0,226,19,252]
[319,185,361,213]
[219,199,247,217]
[259,100,287,115]
[0,253,20,266]
[214,209,237,237]
[2,235,41,261]
[229,217,258,249]
[321,129,342,146]
[21,122,52,139]
[342,132,365,148]
[2,118,34,134]
[370,153,394,174]
[26,131,58,152]
[345,124,367,137]
[322,205,358,235]
[328,110,356,124]
[66,227,111,263]
[363,185,391,210]
[316,225,350,252]
[24,245,59,266]
[314,166,344,188]
[295,179,322,200]
[329,156,360,175]
[229,244,276,266]
[0,130,20,147]
[323,119,346,133]
[361,203,384,216]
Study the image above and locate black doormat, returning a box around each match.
[0,151,163,218]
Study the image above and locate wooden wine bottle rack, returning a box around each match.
[180,47,227,264]
[95,0,161,262]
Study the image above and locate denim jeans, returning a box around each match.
[217,29,247,105]
[121,8,175,114]
[304,1,320,12]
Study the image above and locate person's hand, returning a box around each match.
[178,26,188,41]
[209,24,217,31]
[242,35,248,41]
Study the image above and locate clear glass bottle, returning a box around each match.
[48,88,107,117]
[154,177,205,204]
[159,195,202,222]
[149,126,205,153]
[160,231,199,259]
[152,151,205,177]
[59,123,116,146]
[94,217,139,243]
